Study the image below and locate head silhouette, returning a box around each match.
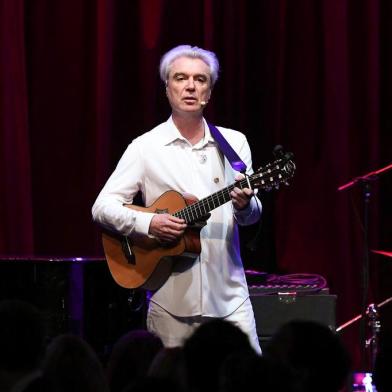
[42,334,109,392]
[106,329,163,392]
[0,299,46,373]
[265,320,351,392]
[183,319,254,392]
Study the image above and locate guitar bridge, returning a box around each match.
[121,236,136,265]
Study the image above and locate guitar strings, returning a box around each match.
[173,160,290,224]
[173,186,232,222]
[173,178,249,223]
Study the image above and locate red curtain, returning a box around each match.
[0,0,33,252]
[1,0,391,368]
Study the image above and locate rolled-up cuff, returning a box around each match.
[134,211,156,236]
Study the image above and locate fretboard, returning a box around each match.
[173,177,252,224]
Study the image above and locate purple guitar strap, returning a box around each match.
[207,122,247,173]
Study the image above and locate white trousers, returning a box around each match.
[146,297,261,355]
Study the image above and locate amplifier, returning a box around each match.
[249,284,330,295]
[249,289,337,338]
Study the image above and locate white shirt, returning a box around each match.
[92,116,261,317]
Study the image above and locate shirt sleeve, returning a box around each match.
[232,134,262,226]
[91,139,155,237]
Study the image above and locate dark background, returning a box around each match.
[1,0,391,368]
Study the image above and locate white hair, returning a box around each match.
[159,45,219,86]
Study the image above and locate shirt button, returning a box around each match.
[214,177,219,183]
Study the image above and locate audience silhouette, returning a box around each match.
[219,350,294,392]
[0,298,359,392]
[0,299,48,392]
[42,333,109,392]
[183,319,255,392]
[148,347,187,391]
[106,329,163,392]
[122,376,180,392]
[264,320,351,392]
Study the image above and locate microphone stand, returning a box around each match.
[337,162,392,369]
[336,297,392,370]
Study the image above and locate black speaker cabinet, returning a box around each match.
[250,292,337,339]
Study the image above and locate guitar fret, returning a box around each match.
[184,208,191,223]
[210,195,215,209]
[206,198,212,211]
[224,187,231,202]
[194,204,200,219]
[177,210,184,221]
[194,202,200,218]
[192,205,199,220]
[189,207,194,222]
[203,201,209,215]
[188,206,195,222]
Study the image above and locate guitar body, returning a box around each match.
[102,190,202,290]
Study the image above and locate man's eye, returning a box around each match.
[175,76,185,81]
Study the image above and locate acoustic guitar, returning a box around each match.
[102,151,295,290]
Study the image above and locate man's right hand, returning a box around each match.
[149,214,187,244]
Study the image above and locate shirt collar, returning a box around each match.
[161,116,215,147]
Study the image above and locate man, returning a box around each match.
[92,44,262,353]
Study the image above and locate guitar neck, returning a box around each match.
[172,154,295,224]
[173,177,252,224]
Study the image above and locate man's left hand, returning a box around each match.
[230,174,254,210]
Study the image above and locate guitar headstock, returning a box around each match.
[251,149,296,191]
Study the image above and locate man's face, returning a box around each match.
[166,56,212,115]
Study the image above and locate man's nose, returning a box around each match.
[186,78,196,90]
